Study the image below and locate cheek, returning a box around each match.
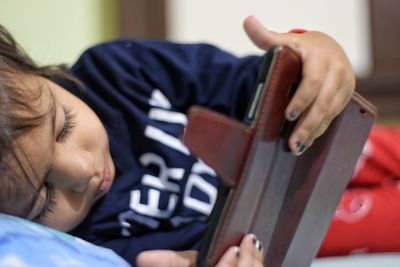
[76,104,108,147]
[42,197,91,232]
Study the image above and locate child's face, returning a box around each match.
[15,76,115,232]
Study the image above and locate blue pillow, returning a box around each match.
[0,213,130,267]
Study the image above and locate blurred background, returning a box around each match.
[1,0,399,121]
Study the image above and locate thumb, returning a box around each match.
[243,15,283,50]
[136,250,198,267]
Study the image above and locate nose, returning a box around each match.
[51,149,96,193]
[70,150,95,192]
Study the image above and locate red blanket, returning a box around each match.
[319,126,400,256]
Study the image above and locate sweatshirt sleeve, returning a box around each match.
[71,39,262,120]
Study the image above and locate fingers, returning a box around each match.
[215,246,240,267]
[285,51,328,121]
[306,91,349,144]
[237,234,264,267]
[288,57,354,155]
[243,16,284,50]
[136,250,197,267]
[136,235,265,267]
[243,15,304,53]
[243,16,355,154]
[216,234,264,267]
[287,63,339,154]
[286,41,354,154]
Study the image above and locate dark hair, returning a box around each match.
[0,25,81,216]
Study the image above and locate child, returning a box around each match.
[0,16,355,267]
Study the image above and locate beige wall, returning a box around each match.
[1,0,372,77]
[0,0,117,66]
[167,0,372,78]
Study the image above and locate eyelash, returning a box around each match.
[35,182,56,221]
[57,107,76,142]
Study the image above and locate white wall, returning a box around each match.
[167,0,372,77]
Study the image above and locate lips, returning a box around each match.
[96,162,111,196]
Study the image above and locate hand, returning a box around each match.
[136,234,264,267]
[243,16,355,155]
[214,234,264,267]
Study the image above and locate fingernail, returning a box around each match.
[287,111,299,121]
[256,240,263,251]
[295,141,307,155]
[235,247,240,258]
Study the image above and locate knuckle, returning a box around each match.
[313,103,329,117]
[308,75,323,88]
[332,62,356,90]
[331,60,347,74]
[329,105,342,119]
[296,125,313,141]
[288,37,301,50]
[258,40,271,50]
[292,93,312,109]
[346,75,356,94]
[318,122,330,136]
[349,73,356,88]
[324,116,334,126]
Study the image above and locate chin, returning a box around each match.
[46,210,90,233]
[50,220,81,233]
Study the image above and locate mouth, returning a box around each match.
[95,161,112,197]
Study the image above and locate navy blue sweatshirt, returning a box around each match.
[67,40,262,266]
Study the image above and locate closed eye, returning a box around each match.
[34,182,56,221]
[57,106,75,142]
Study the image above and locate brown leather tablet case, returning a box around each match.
[182,46,376,267]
